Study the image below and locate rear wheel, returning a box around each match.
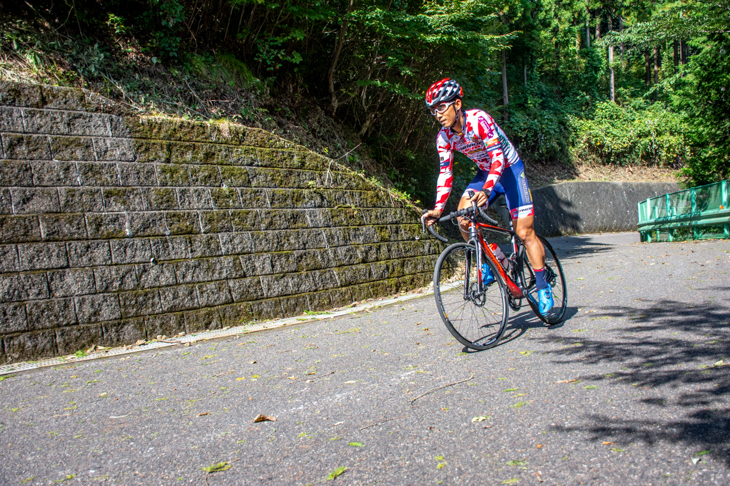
[519,235,568,325]
[433,243,509,350]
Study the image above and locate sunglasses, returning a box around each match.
[430,101,456,116]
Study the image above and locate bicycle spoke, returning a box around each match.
[434,243,509,349]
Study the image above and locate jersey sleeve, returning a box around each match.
[475,114,506,192]
[434,131,454,212]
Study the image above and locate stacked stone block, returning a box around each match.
[0,82,439,363]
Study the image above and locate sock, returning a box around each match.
[534,267,548,291]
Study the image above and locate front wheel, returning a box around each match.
[519,235,568,325]
[433,243,509,350]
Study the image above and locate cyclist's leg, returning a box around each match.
[500,160,553,313]
[499,160,545,273]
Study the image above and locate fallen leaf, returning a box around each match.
[134,340,146,346]
[506,459,527,467]
[603,442,615,445]
[556,378,580,384]
[201,462,231,473]
[471,415,490,422]
[326,466,347,480]
[197,412,209,417]
[348,442,364,447]
[250,361,257,364]
[253,414,276,423]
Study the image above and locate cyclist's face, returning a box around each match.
[435,99,461,128]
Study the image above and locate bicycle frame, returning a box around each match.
[467,218,525,299]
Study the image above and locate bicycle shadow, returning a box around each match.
[461,305,580,353]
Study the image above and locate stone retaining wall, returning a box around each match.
[0,82,439,363]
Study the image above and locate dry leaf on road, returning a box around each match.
[253,414,276,423]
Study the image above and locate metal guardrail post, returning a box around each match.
[666,193,674,241]
[720,180,730,238]
[691,188,698,240]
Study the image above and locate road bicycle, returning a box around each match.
[421,191,567,350]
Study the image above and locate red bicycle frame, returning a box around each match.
[473,221,524,299]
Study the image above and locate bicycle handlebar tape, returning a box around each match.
[427,221,449,243]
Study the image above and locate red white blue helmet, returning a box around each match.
[425,78,463,108]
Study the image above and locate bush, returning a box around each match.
[570,101,690,167]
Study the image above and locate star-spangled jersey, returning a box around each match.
[434,109,520,211]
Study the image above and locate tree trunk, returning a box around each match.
[585,6,590,48]
[619,16,624,62]
[327,0,355,115]
[653,46,660,85]
[595,15,601,40]
[645,51,651,86]
[555,41,561,88]
[608,14,614,102]
[523,61,527,86]
[502,49,509,122]
[673,40,679,67]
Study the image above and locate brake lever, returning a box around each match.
[416,209,428,240]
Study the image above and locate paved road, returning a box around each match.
[1,234,729,485]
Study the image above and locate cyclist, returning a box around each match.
[420,78,553,315]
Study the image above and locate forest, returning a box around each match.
[1,0,728,207]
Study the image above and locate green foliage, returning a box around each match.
[571,101,690,167]
[679,35,730,185]
[4,0,729,195]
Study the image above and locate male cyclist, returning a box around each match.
[420,78,553,314]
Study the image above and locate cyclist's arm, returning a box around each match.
[434,131,454,212]
[477,115,506,193]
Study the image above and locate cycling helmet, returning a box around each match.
[425,78,463,109]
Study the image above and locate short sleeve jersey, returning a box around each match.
[434,109,520,211]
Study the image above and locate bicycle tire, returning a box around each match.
[518,235,568,325]
[433,242,509,350]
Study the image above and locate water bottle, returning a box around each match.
[488,243,511,273]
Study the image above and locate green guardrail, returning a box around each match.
[638,180,730,242]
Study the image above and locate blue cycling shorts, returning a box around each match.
[462,159,534,220]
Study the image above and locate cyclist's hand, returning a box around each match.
[469,189,489,207]
[421,209,443,226]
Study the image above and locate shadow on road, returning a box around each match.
[462,306,580,353]
[550,239,617,261]
[538,298,730,464]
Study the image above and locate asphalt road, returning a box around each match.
[1,233,729,485]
